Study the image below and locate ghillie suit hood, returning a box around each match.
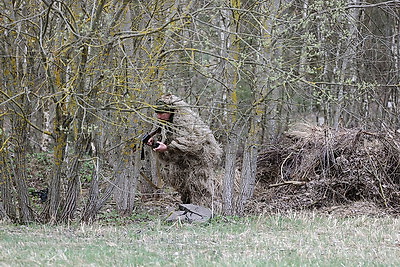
[152,94,223,209]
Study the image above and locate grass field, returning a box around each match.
[1,212,400,266]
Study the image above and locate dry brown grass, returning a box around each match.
[254,123,400,215]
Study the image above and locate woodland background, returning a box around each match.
[0,0,399,224]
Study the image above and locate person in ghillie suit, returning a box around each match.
[146,94,223,209]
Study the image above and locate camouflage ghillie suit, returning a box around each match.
[151,94,222,208]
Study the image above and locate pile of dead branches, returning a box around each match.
[251,123,400,215]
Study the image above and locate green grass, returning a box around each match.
[1,212,400,266]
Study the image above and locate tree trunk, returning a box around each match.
[333,0,361,129]
[222,131,240,215]
[259,0,282,142]
[12,115,34,223]
[81,145,116,223]
[113,142,140,216]
[0,157,15,221]
[0,116,16,221]
[59,135,89,223]
[81,146,101,223]
[42,105,71,223]
[221,0,242,216]
[237,110,261,215]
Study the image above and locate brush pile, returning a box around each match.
[252,123,400,215]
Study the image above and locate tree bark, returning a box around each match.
[42,105,71,223]
[333,0,361,129]
[222,131,240,215]
[12,114,34,223]
[237,110,261,215]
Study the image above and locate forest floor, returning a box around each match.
[2,142,400,266]
[23,122,400,225]
[24,128,399,225]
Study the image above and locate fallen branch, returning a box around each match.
[269,180,306,188]
[140,171,162,190]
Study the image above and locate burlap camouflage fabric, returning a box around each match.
[151,94,223,211]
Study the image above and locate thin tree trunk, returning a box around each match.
[237,110,260,215]
[221,0,242,216]
[0,117,16,221]
[260,0,282,142]
[333,0,360,129]
[113,145,139,216]
[0,160,15,221]
[81,146,101,223]
[59,135,89,222]
[12,115,34,223]
[42,105,71,223]
[222,130,240,215]
[0,202,10,221]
